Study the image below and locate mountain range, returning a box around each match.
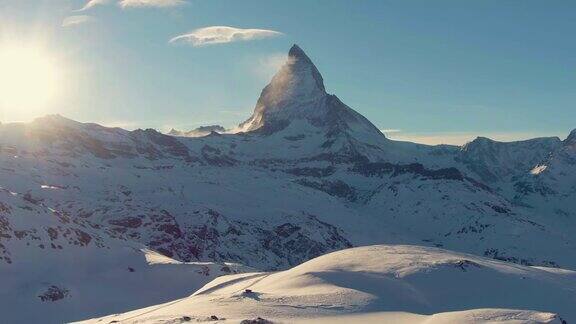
[1,45,575,323]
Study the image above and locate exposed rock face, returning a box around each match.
[238,45,385,143]
[565,128,576,144]
[238,45,327,133]
[38,285,70,302]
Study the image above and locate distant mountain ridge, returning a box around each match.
[168,125,226,137]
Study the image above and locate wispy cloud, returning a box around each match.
[75,0,113,12]
[380,129,402,134]
[62,15,95,27]
[119,0,186,8]
[170,26,283,46]
[75,0,184,11]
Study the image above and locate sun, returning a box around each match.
[0,44,61,114]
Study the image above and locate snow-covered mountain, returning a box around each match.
[169,125,226,137]
[456,136,562,183]
[235,45,390,160]
[79,245,574,324]
[1,45,575,323]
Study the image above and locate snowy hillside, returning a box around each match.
[79,245,573,323]
[0,184,251,323]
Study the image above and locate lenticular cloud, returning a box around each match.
[170,26,283,46]
[119,0,185,8]
[76,0,184,11]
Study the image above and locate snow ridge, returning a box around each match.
[79,245,574,324]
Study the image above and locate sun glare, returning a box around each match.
[0,44,61,115]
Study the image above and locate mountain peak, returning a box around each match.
[236,46,331,133]
[287,44,326,93]
[288,44,305,58]
[287,44,319,74]
[564,129,576,146]
[236,45,386,152]
[272,44,326,99]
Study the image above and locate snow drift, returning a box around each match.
[79,245,574,323]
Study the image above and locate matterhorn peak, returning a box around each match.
[259,44,327,108]
[288,44,307,59]
[237,44,384,145]
[285,44,326,94]
[236,45,330,133]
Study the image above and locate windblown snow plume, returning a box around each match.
[62,15,94,27]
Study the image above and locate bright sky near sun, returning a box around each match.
[0,0,574,145]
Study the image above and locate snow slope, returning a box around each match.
[79,245,573,323]
[2,246,250,323]
[0,181,251,323]
[2,236,250,323]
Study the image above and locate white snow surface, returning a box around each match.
[78,245,572,323]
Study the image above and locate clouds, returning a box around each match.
[71,3,283,48]
[75,0,113,11]
[119,0,186,8]
[170,26,283,47]
[62,15,95,27]
[75,0,185,11]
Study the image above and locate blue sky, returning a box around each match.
[0,0,574,144]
